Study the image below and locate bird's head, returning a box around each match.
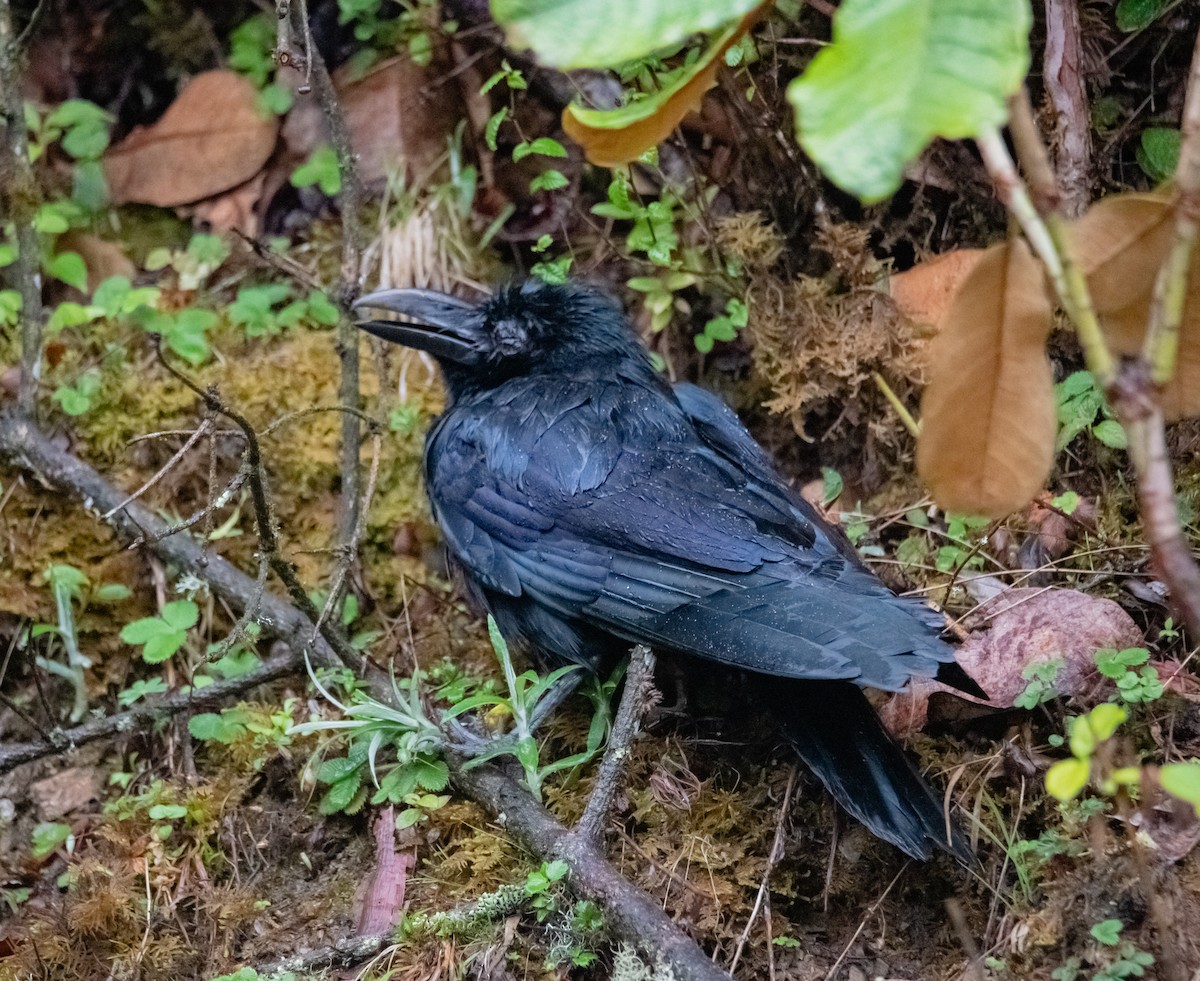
[354,280,651,399]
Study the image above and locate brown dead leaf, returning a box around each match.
[31,767,100,821]
[1069,191,1200,420]
[105,71,278,207]
[889,249,986,328]
[881,587,1143,736]
[916,239,1056,517]
[56,231,135,290]
[279,57,460,193]
[561,4,766,168]
[188,171,266,235]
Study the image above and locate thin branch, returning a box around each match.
[0,0,45,417]
[0,644,300,773]
[992,84,1200,638]
[452,756,734,981]
[150,343,375,677]
[131,465,248,548]
[101,419,213,519]
[975,120,1116,386]
[573,646,656,843]
[1143,28,1200,381]
[277,0,367,611]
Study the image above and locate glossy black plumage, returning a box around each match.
[357,279,980,862]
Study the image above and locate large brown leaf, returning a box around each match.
[889,248,985,328]
[105,71,279,207]
[1069,192,1200,421]
[917,239,1056,517]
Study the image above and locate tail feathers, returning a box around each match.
[764,680,974,864]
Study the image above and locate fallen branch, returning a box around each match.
[0,644,299,773]
[452,757,734,981]
[574,645,656,843]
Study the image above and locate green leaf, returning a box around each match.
[513,137,568,161]
[485,107,509,151]
[291,145,342,196]
[148,803,188,821]
[1116,0,1171,33]
[316,756,363,784]
[396,807,423,829]
[787,0,1031,203]
[189,712,244,743]
[31,821,72,859]
[1091,419,1128,449]
[1161,762,1200,812]
[491,0,762,69]
[413,756,449,792]
[162,308,218,366]
[1090,919,1123,946]
[1137,127,1181,184]
[118,677,169,706]
[529,169,569,193]
[47,251,88,291]
[161,600,200,631]
[1087,703,1128,743]
[1046,757,1090,801]
[319,771,363,814]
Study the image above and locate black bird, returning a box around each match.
[356,280,982,862]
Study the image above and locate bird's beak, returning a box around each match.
[353,287,484,365]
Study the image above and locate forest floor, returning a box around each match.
[4,2,1200,980]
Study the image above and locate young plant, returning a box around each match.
[444,617,614,802]
[1095,647,1164,704]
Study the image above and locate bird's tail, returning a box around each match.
[763,680,973,864]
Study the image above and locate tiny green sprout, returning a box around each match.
[291,145,342,196]
[1015,658,1063,710]
[1051,490,1080,515]
[773,935,802,949]
[820,466,843,506]
[1091,919,1123,946]
[1045,703,1128,802]
[1159,617,1180,642]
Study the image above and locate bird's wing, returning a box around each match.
[429,377,959,690]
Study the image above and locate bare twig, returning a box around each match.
[573,646,656,843]
[101,419,214,519]
[0,1,45,417]
[0,643,300,773]
[453,757,734,981]
[730,765,798,973]
[979,94,1200,636]
[131,466,249,548]
[150,344,375,677]
[277,0,367,612]
[1143,28,1200,382]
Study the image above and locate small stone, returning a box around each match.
[30,767,100,820]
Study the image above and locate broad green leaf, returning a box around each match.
[148,804,187,821]
[47,251,88,291]
[161,600,199,631]
[788,0,1032,203]
[189,712,243,743]
[1087,703,1128,743]
[31,822,73,859]
[1137,127,1180,184]
[1116,0,1170,32]
[1161,762,1200,812]
[491,0,762,69]
[1045,757,1090,801]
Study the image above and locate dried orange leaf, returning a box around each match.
[1069,191,1200,420]
[561,6,764,168]
[917,239,1055,516]
[104,71,279,207]
[889,248,986,328]
[1069,192,1173,352]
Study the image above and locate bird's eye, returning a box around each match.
[492,318,528,356]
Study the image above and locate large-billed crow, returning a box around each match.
[356,279,982,862]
